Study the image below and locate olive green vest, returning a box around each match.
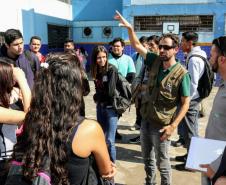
[140,58,188,125]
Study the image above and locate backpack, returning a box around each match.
[112,72,132,115]
[135,52,140,61]
[5,160,51,185]
[188,54,214,99]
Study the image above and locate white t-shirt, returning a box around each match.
[0,88,20,160]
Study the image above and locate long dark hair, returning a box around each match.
[0,57,14,107]
[14,53,83,185]
[91,45,109,79]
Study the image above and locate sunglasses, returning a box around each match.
[159,45,175,50]
[216,37,225,56]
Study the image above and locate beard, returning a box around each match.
[159,54,171,62]
[211,62,219,73]
[210,58,219,73]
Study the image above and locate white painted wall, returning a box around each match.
[0,0,72,32]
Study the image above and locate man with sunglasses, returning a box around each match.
[114,11,190,185]
[174,31,207,171]
[200,36,226,185]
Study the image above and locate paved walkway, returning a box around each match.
[84,81,218,185]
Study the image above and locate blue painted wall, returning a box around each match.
[122,1,226,42]
[72,0,122,21]
[72,21,122,43]
[20,1,225,63]
[22,9,73,55]
[71,0,225,61]
[72,0,122,44]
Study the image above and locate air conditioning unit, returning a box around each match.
[82,27,92,38]
[102,26,112,38]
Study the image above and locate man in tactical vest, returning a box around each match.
[115,11,191,185]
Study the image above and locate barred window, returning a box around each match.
[134,15,213,32]
[48,24,70,49]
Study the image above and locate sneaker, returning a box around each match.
[171,138,185,147]
[175,163,194,172]
[130,124,140,131]
[129,136,140,144]
[115,131,122,140]
[175,154,187,162]
[199,112,205,118]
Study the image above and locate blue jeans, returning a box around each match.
[97,104,118,162]
[140,121,171,185]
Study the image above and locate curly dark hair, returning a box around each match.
[14,53,83,185]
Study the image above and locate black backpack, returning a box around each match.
[112,72,132,115]
[188,54,214,99]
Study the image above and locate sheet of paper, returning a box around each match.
[185,137,226,172]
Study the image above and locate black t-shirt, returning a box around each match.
[93,64,118,106]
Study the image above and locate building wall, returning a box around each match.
[71,0,226,69]
[73,21,121,43]
[72,0,122,43]
[116,0,226,60]
[1,1,225,58]
[72,0,122,21]
[0,0,72,54]
[122,0,226,42]
[130,0,216,5]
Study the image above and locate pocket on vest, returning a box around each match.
[159,91,177,105]
[151,105,176,125]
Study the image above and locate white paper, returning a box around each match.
[185,137,226,172]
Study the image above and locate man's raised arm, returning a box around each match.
[114,10,148,59]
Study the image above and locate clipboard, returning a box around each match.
[185,137,226,172]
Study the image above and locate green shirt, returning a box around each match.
[145,52,190,97]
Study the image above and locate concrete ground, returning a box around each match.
[84,81,218,185]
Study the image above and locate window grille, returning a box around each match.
[48,24,70,49]
[134,15,213,32]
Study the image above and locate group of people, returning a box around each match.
[0,10,226,185]
[0,29,116,185]
[113,11,226,185]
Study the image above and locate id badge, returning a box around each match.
[102,75,108,82]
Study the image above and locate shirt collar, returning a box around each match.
[162,62,178,73]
